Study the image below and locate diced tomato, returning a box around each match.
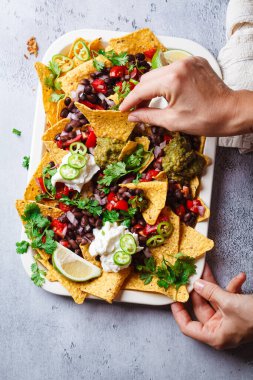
[51,219,67,238]
[116,81,123,90]
[64,134,82,147]
[145,170,160,181]
[133,223,144,230]
[175,204,186,217]
[36,177,47,193]
[182,186,189,198]
[106,203,115,211]
[143,215,168,236]
[110,65,126,78]
[79,100,105,110]
[59,240,70,248]
[91,78,107,94]
[41,235,46,244]
[186,200,193,209]
[130,67,138,79]
[55,185,70,200]
[56,140,63,149]
[187,199,202,214]
[59,202,71,212]
[144,48,157,59]
[163,135,172,143]
[114,200,128,211]
[86,130,97,148]
[140,178,149,182]
[107,192,118,202]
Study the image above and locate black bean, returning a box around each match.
[95,219,102,229]
[80,79,90,85]
[90,72,97,79]
[118,186,127,194]
[80,117,89,125]
[88,217,96,226]
[106,88,114,96]
[60,135,69,142]
[86,233,94,241]
[48,161,55,168]
[47,216,52,222]
[104,77,112,85]
[124,75,130,81]
[138,60,149,68]
[128,54,135,62]
[67,223,75,230]
[153,161,162,170]
[135,53,145,61]
[69,239,78,250]
[82,210,91,217]
[55,133,61,141]
[68,131,77,139]
[75,248,82,256]
[95,255,100,261]
[86,94,98,103]
[58,214,67,223]
[81,216,88,227]
[135,189,143,195]
[110,185,118,193]
[85,224,92,232]
[76,236,83,245]
[64,124,73,133]
[73,211,83,220]
[183,213,191,222]
[79,92,86,101]
[175,189,183,200]
[83,84,92,94]
[67,101,75,110]
[151,126,158,134]
[60,108,69,118]
[138,235,147,244]
[81,238,88,245]
[64,97,71,106]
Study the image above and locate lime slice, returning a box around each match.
[52,243,101,282]
[163,49,192,64]
[151,49,167,69]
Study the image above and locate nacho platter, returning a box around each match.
[18,29,220,305]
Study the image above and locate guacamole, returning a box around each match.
[94,137,125,168]
[162,135,205,182]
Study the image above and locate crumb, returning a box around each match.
[27,36,39,57]
[24,54,28,59]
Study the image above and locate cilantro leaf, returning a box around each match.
[22,156,30,170]
[48,60,61,77]
[60,195,102,217]
[98,49,128,66]
[12,128,21,136]
[132,173,142,184]
[102,210,120,224]
[16,240,30,254]
[31,262,46,287]
[49,93,65,103]
[93,57,105,71]
[44,75,55,89]
[98,161,128,186]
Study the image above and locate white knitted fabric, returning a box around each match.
[218,0,253,153]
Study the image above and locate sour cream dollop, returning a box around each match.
[51,152,99,192]
[89,222,143,272]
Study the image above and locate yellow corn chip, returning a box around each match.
[120,180,168,225]
[124,273,189,302]
[154,171,167,181]
[42,118,70,141]
[35,62,61,126]
[197,198,210,222]
[135,136,150,151]
[139,153,154,173]
[106,28,167,54]
[60,56,109,94]
[56,96,67,122]
[24,149,67,203]
[108,92,119,105]
[75,103,136,141]
[199,136,206,154]
[179,224,214,258]
[118,141,138,161]
[89,37,104,52]
[190,176,200,198]
[196,151,212,167]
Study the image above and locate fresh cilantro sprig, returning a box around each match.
[98,49,128,66]
[35,164,57,202]
[12,128,21,136]
[102,207,137,228]
[16,240,30,254]
[22,156,30,170]
[49,93,65,102]
[132,173,142,184]
[45,59,63,102]
[21,203,56,255]
[31,262,46,287]
[60,195,103,217]
[137,254,197,290]
[93,57,105,71]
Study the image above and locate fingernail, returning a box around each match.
[128,114,140,122]
[194,280,205,291]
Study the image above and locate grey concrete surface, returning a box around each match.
[0,1,253,379]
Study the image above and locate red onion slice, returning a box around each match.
[144,248,152,258]
[197,206,205,217]
[77,84,85,93]
[61,225,67,238]
[154,145,162,158]
[160,141,167,149]
[66,211,78,227]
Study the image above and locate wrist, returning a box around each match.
[230,90,253,136]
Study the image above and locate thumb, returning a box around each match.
[128,107,176,129]
[193,279,230,307]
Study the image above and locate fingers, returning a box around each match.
[119,78,164,111]
[193,279,230,308]
[191,290,216,324]
[202,263,218,284]
[226,272,246,293]
[128,107,175,129]
[171,302,210,343]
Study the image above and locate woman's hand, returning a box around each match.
[171,264,253,350]
[119,57,253,137]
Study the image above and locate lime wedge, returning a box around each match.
[163,49,192,64]
[151,49,166,69]
[52,243,101,282]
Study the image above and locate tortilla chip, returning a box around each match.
[150,207,180,263]
[190,176,200,198]
[139,153,154,173]
[135,136,150,151]
[120,180,168,225]
[80,245,131,303]
[197,198,210,222]
[60,56,109,94]
[42,118,70,141]
[196,151,212,167]
[124,273,189,302]
[46,269,58,282]
[108,92,119,105]
[179,224,214,258]
[56,97,67,122]
[118,141,138,161]
[75,103,136,141]
[43,141,56,152]
[68,37,89,58]
[38,258,87,304]
[15,200,62,262]
[89,37,104,52]
[106,28,167,54]
[154,171,167,181]
[199,136,206,154]
[24,149,67,203]
[35,62,60,126]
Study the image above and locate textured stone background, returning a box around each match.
[0,0,253,379]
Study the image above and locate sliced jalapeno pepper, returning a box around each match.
[73,40,90,61]
[68,153,87,169]
[113,251,132,266]
[52,54,74,73]
[157,221,174,238]
[70,142,87,156]
[59,164,80,180]
[120,234,137,255]
[146,234,164,248]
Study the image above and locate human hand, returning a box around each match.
[119,57,252,137]
[171,263,253,350]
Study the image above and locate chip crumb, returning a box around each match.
[24,54,28,60]
[27,36,39,57]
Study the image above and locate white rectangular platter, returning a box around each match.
[21,29,221,305]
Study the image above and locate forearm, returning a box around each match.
[231,90,253,135]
